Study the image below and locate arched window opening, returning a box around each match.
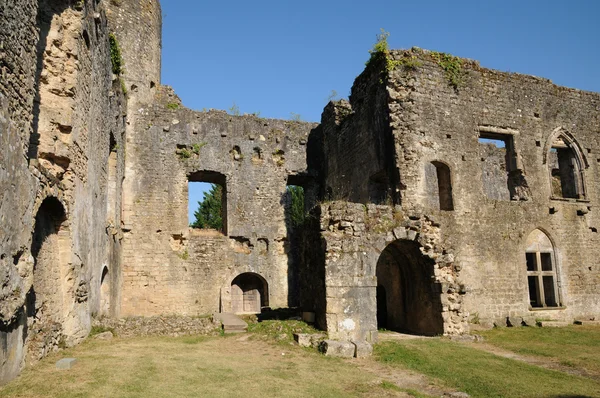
[376,240,443,335]
[547,135,585,199]
[426,162,454,211]
[231,273,269,314]
[525,229,561,308]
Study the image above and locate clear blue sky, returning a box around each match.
[162,0,600,222]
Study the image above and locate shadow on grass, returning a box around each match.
[257,307,302,322]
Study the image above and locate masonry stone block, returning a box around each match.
[319,340,355,358]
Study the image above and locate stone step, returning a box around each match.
[214,312,248,333]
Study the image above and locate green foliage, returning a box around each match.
[120,78,127,96]
[368,28,390,60]
[191,184,223,230]
[366,29,420,79]
[287,185,305,228]
[430,51,463,89]
[397,55,423,71]
[109,33,123,75]
[178,148,191,159]
[176,249,189,260]
[191,142,206,154]
[228,102,241,116]
[166,102,179,110]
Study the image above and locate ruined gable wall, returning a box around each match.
[387,49,600,325]
[317,59,398,204]
[119,87,316,316]
[0,0,126,384]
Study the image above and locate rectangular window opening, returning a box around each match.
[188,171,227,235]
[549,144,581,199]
[106,132,118,224]
[525,252,536,271]
[368,171,389,205]
[479,134,511,201]
[285,184,305,230]
[540,252,553,271]
[528,276,542,308]
[542,276,558,307]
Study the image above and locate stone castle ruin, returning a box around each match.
[1,0,599,384]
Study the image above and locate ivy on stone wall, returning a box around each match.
[109,33,123,75]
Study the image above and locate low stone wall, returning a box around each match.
[93,315,220,338]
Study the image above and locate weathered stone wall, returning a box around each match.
[314,49,600,339]
[119,87,317,316]
[0,0,126,384]
[317,59,399,204]
[103,0,161,106]
[386,49,600,326]
[303,202,464,341]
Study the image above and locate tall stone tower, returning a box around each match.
[104,0,162,105]
[103,0,162,316]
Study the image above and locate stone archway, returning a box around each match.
[376,239,444,335]
[27,196,70,360]
[231,273,269,314]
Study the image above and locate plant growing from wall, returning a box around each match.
[430,51,463,89]
[290,112,303,122]
[191,142,207,155]
[228,102,241,116]
[109,33,123,75]
[178,148,192,159]
[366,29,421,79]
[166,103,179,110]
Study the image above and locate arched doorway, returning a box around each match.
[376,240,443,335]
[231,273,269,314]
[28,197,68,325]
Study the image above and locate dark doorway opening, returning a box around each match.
[29,197,68,324]
[375,240,443,335]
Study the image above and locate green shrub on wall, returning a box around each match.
[109,33,123,75]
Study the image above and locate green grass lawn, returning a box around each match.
[4,323,600,398]
[0,334,405,398]
[374,337,600,398]
[479,325,600,376]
